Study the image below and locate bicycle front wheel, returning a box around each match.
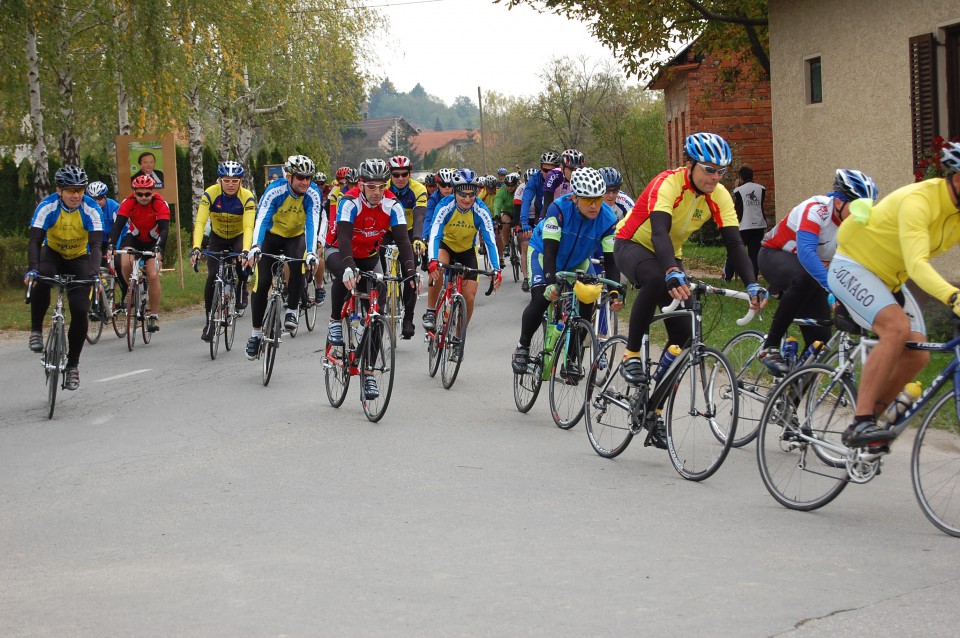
[665,346,738,481]
[86,287,104,344]
[510,238,520,282]
[912,390,960,537]
[361,315,395,422]
[45,323,63,419]
[209,281,223,360]
[549,317,597,429]
[303,280,317,331]
[584,336,637,458]
[112,281,127,338]
[514,321,545,413]
[427,295,445,378]
[140,284,152,344]
[126,283,139,351]
[262,298,280,386]
[440,296,467,390]
[224,289,237,351]
[756,365,852,510]
[720,330,770,447]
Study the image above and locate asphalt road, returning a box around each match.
[2,280,959,637]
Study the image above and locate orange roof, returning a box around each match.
[409,130,476,155]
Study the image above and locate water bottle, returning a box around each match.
[782,336,799,367]
[354,322,365,344]
[878,382,922,427]
[651,345,682,384]
[799,340,824,365]
[224,280,232,303]
[350,313,361,345]
[542,322,563,372]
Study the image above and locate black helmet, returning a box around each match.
[55,165,89,188]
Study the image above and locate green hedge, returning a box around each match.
[0,236,29,290]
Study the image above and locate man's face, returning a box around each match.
[139,154,156,173]
[426,184,437,195]
[221,177,241,196]
[288,173,311,196]
[390,168,410,188]
[94,195,108,209]
[541,163,557,174]
[689,161,725,194]
[602,186,618,206]
[363,181,387,205]
[58,186,84,209]
[506,182,518,193]
[573,195,603,219]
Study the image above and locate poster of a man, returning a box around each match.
[265,164,284,187]
[131,145,165,189]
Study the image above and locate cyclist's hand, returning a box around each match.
[305,252,319,268]
[342,267,357,291]
[951,291,960,318]
[665,269,690,301]
[543,283,559,301]
[492,270,502,291]
[412,239,426,255]
[24,269,38,287]
[520,223,532,238]
[428,259,441,284]
[189,248,200,266]
[746,282,768,311]
[245,246,261,269]
[238,251,247,266]
[609,290,624,312]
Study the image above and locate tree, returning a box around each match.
[499,0,769,79]
[536,56,623,150]
[433,117,443,131]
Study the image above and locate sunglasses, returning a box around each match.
[221,178,241,185]
[391,172,410,178]
[439,183,453,188]
[134,191,153,198]
[579,196,603,206]
[696,163,728,176]
[364,183,388,191]
[605,187,619,194]
[456,191,477,198]
[61,187,85,195]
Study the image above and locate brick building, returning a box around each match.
[649,41,777,216]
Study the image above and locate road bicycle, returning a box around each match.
[26,274,95,419]
[323,270,409,422]
[506,227,522,282]
[289,262,319,338]
[117,248,155,351]
[85,264,127,343]
[512,270,624,430]
[424,262,496,390]
[195,250,244,360]
[248,254,304,386]
[584,280,753,481]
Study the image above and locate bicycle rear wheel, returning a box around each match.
[262,298,280,386]
[548,317,597,429]
[440,296,467,389]
[720,330,770,447]
[361,315,395,422]
[45,322,63,419]
[665,346,738,481]
[303,280,318,331]
[584,336,638,458]
[126,283,139,351]
[209,281,223,360]
[427,295,448,378]
[912,390,960,537]
[140,283,151,344]
[756,365,852,510]
[111,280,127,338]
[514,321,545,413]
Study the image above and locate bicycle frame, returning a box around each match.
[328,270,389,374]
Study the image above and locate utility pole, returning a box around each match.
[477,86,487,175]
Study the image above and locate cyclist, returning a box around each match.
[422,169,502,335]
[25,166,104,390]
[243,155,322,359]
[496,167,508,188]
[520,151,561,292]
[84,181,119,320]
[511,167,621,374]
[386,155,427,339]
[190,161,257,342]
[326,158,417,399]
[423,168,456,235]
[542,149,585,210]
[827,141,960,449]
[423,173,438,198]
[480,175,498,214]
[757,168,878,374]
[313,171,331,199]
[614,132,765,385]
[106,174,170,333]
[494,172,521,260]
[598,167,634,219]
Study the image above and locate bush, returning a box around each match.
[0,236,29,290]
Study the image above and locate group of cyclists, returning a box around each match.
[23,131,960,458]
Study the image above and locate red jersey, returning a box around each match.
[325,187,395,248]
[117,193,171,241]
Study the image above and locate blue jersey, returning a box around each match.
[530,194,618,272]
[252,179,322,249]
[30,193,105,259]
[422,190,446,240]
[520,171,547,226]
[97,197,120,240]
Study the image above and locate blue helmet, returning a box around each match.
[598,167,623,189]
[218,160,245,177]
[685,133,732,167]
[497,167,508,176]
[833,169,878,202]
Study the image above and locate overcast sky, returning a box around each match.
[369,0,642,105]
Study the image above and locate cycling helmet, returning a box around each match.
[485,175,498,189]
[436,168,457,186]
[313,171,327,185]
[941,141,960,174]
[55,165,89,188]
[497,167,508,176]
[540,151,560,166]
[451,168,480,192]
[218,160,245,177]
[335,166,351,181]
[423,173,437,187]
[560,148,585,169]
[833,169,878,202]
[86,181,109,198]
[598,166,623,189]
[131,174,156,190]
[284,154,316,177]
[504,172,520,186]
[344,168,360,184]
[388,155,412,170]
[570,167,606,198]
[524,168,538,181]
[359,158,390,182]
[684,132,732,167]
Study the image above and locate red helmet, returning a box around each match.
[388,155,411,170]
[335,166,351,181]
[131,174,156,190]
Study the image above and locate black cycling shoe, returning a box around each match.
[64,365,80,391]
[245,336,261,361]
[841,420,897,448]
[284,312,298,331]
[401,319,415,340]
[363,376,379,400]
[646,417,668,449]
[422,311,436,332]
[201,322,214,342]
[619,357,647,386]
[511,346,530,374]
[29,331,43,353]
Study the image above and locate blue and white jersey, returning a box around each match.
[30,193,104,259]
[609,191,635,220]
[529,194,618,271]
[252,179,322,250]
[520,170,547,226]
[422,189,446,240]
[97,197,121,240]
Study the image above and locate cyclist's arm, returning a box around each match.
[392,222,416,276]
[107,211,128,249]
[542,189,556,211]
[796,229,830,290]
[411,204,426,241]
[520,178,536,226]
[649,211,679,273]
[900,192,959,303]
[428,203,451,261]
[719,225,756,285]
[600,228,620,281]
[155,219,170,254]
[27,227,45,271]
[475,204,501,271]
[242,193,257,251]
[193,192,212,249]
[87,230,103,275]
[335,220,357,270]
[540,210,562,284]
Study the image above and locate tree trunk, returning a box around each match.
[218,104,232,163]
[56,68,79,167]
[26,27,49,204]
[187,85,205,226]
[236,105,256,198]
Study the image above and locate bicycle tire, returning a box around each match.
[126,282,139,351]
[665,346,738,481]
[86,312,103,345]
[262,297,280,386]
[303,280,318,332]
[720,330,770,447]
[140,283,151,345]
[440,296,467,389]
[584,336,638,458]
[111,280,127,338]
[324,339,351,408]
[427,295,447,378]
[510,237,520,282]
[46,321,63,419]
[224,290,237,352]
[513,321,545,413]
[912,389,960,537]
[548,317,597,429]
[209,281,223,360]
[361,314,395,422]
[756,364,852,510]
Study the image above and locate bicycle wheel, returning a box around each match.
[140,283,152,344]
[224,287,237,351]
[126,282,139,351]
[262,298,280,386]
[584,336,638,458]
[440,296,468,389]
[912,390,960,537]
[324,337,351,408]
[209,281,223,360]
[111,280,127,338]
[361,315,395,422]
[756,365,852,510]
[665,346,738,481]
[303,280,318,332]
[514,321,545,413]
[720,330,771,447]
[45,322,63,419]
[510,237,520,282]
[548,317,597,429]
[427,295,448,378]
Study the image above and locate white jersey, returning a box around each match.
[734,181,766,230]
[762,195,840,261]
[609,191,635,219]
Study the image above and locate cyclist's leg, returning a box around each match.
[325,248,348,322]
[450,246,480,322]
[283,235,307,313]
[204,235,230,314]
[426,246,452,311]
[518,250,549,349]
[251,234,283,331]
[759,248,826,349]
[63,255,92,367]
[614,239,670,354]
[401,229,418,333]
[743,228,764,280]
[30,247,56,335]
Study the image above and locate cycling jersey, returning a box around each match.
[427,195,501,270]
[113,193,171,245]
[836,178,960,303]
[762,195,840,290]
[494,186,516,217]
[386,177,427,235]
[543,168,571,199]
[608,191,635,219]
[97,197,120,240]
[513,182,525,205]
[520,170,547,226]
[30,193,104,260]
[335,193,406,259]
[481,187,496,214]
[615,167,738,258]
[252,179,322,249]
[423,189,446,240]
[734,181,766,230]
[530,194,617,272]
[193,183,256,249]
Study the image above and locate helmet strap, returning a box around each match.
[948,173,960,211]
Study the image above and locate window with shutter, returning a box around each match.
[909,33,939,169]
[946,25,959,141]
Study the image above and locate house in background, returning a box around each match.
[649,40,776,215]
[409,130,477,168]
